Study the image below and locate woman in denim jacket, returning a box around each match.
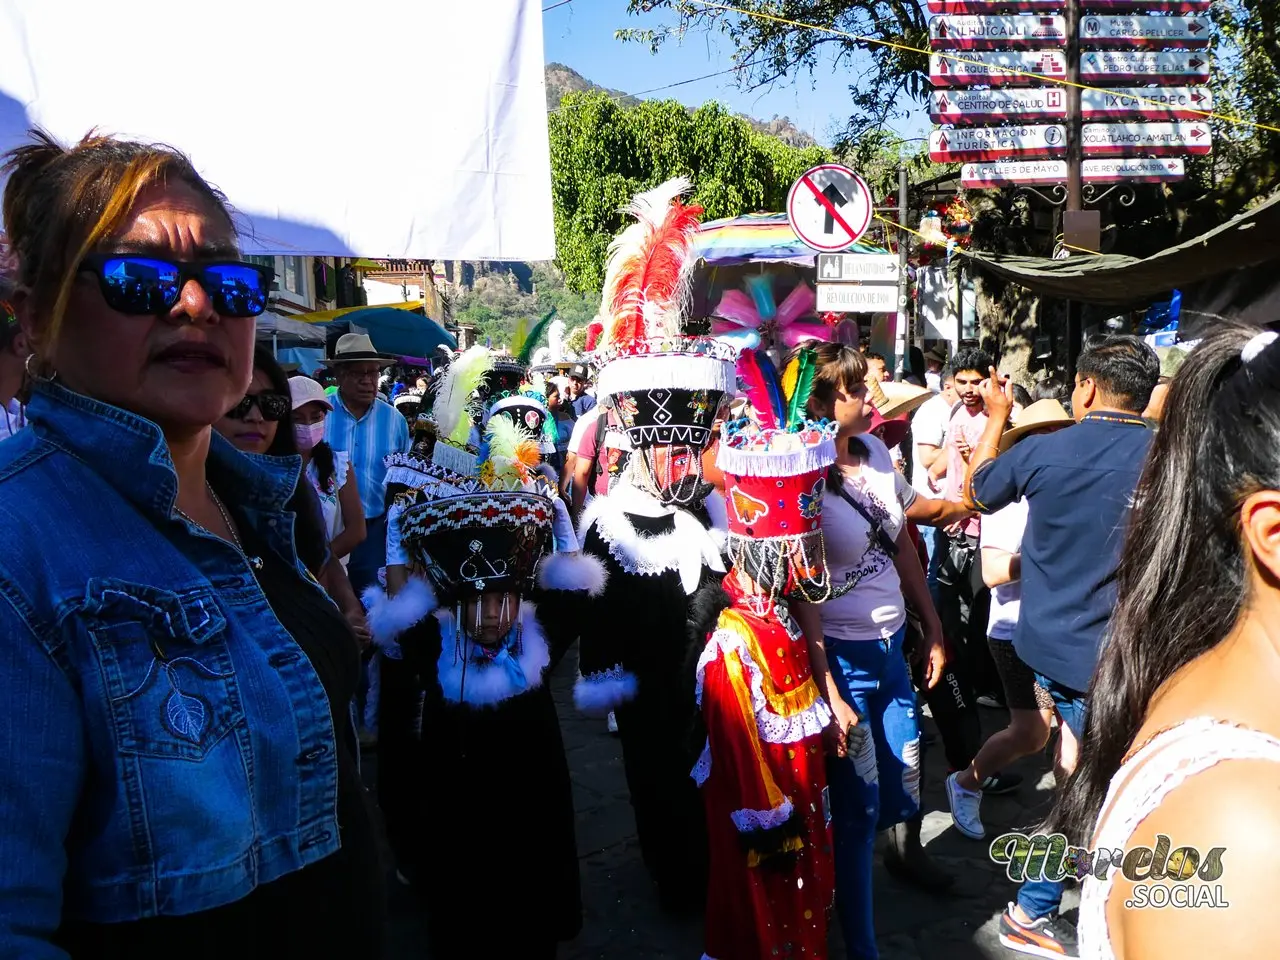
[0,131,383,957]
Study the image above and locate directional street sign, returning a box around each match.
[1080,15,1210,48]
[816,283,899,314]
[817,253,899,283]
[1081,50,1209,84]
[928,0,1063,10]
[929,125,1067,162]
[1082,122,1212,157]
[1082,86,1211,121]
[1083,158,1186,182]
[785,164,874,253]
[961,160,1069,187]
[1079,0,1210,11]
[929,15,1068,50]
[930,87,1067,124]
[930,50,1067,87]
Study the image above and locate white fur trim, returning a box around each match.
[573,667,639,715]
[705,487,728,533]
[730,799,795,833]
[579,483,726,593]
[435,602,549,707]
[691,739,713,787]
[362,576,437,649]
[597,352,736,401]
[716,434,836,477]
[550,496,579,553]
[537,551,608,596]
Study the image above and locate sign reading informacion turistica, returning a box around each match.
[817,253,899,283]
[929,50,1067,87]
[1081,86,1211,121]
[785,164,875,253]
[930,87,1067,124]
[960,158,1187,187]
[1080,15,1210,48]
[815,283,900,314]
[1082,122,1212,157]
[1080,50,1209,84]
[929,15,1067,49]
[929,124,1067,162]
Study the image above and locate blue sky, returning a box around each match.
[543,1,926,146]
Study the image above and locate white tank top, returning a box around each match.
[1079,716,1280,959]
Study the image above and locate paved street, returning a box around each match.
[382,646,1077,958]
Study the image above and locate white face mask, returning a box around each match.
[294,420,326,451]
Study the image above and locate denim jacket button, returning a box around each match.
[298,744,330,764]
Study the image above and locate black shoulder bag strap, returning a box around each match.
[827,465,899,559]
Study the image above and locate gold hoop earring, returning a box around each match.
[24,352,54,383]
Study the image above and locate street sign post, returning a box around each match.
[1080,15,1210,48]
[1080,50,1209,84]
[817,253,899,283]
[929,124,1067,162]
[930,87,1067,124]
[785,164,874,253]
[929,15,1068,49]
[1082,158,1186,182]
[929,50,1067,86]
[1081,86,1211,120]
[815,284,899,314]
[1082,122,1212,157]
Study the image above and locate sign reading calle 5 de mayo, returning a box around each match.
[1080,15,1210,48]
[1081,86,1211,121]
[930,50,1067,87]
[931,87,1067,124]
[1083,158,1186,182]
[929,125,1066,162]
[815,283,899,314]
[1082,122,1212,157]
[1081,50,1209,84]
[960,158,1187,187]
[929,15,1067,50]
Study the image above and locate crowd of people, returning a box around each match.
[0,129,1276,960]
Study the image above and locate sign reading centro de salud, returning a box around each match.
[929,15,1067,49]
[930,50,1067,86]
[931,87,1067,124]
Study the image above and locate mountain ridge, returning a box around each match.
[546,62,818,149]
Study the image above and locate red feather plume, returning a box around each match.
[584,319,604,353]
[736,348,781,430]
[602,177,703,350]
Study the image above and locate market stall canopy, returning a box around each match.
[256,311,326,346]
[294,300,424,325]
[966,192,1280,307]
[695,212,890,266]
[337,307,457,357]
[0,0,553,260]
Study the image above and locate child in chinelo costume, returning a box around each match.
[574,177,737,911]
[695,348,840,960]
[363,403,605,958]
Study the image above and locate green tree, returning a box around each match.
[548,91,831,293]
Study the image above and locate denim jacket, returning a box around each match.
[0,381,341,957]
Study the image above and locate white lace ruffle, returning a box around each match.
[730,798,794,833]
[696,628,832,746]
[1080,717,1280,960]
[578,484,726,593]
[691,739,713,786]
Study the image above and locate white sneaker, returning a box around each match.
[945,771,985,840]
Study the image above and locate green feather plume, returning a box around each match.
[435,345,493,447]
[514,308,557,366]
[784,347,817,430]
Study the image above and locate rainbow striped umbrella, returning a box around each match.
[694,212,889,266]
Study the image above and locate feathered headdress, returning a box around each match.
[511,309,558,367]
[433,345,493,448]
[601,177,703,350]
[479,415,543,488]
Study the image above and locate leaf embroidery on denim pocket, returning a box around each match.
[160,664,211,742]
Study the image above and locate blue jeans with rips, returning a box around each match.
[824,625,922,960]
[1016,674,1088,920]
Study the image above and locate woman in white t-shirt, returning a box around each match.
[792,343,947,960]
[289,376,367,567]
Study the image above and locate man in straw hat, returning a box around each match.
[324,332,411,593]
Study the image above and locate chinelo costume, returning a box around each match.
[695,347,839,960]
[362,400,604,958]
[574,177,737,912]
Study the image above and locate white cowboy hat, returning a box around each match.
[327,332,393,364]
[999,399,1074,453]
[869,380,933,421]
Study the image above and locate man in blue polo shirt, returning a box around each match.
[961,334,1160,959]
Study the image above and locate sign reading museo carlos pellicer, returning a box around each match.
[1080,14,1210,48]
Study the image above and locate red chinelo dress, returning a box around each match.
[693,576,836,960]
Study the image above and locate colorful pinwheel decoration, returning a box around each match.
[710,276,829,350]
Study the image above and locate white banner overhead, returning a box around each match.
[0,0,555,260]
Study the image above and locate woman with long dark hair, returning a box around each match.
[1053,323,1280,958]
